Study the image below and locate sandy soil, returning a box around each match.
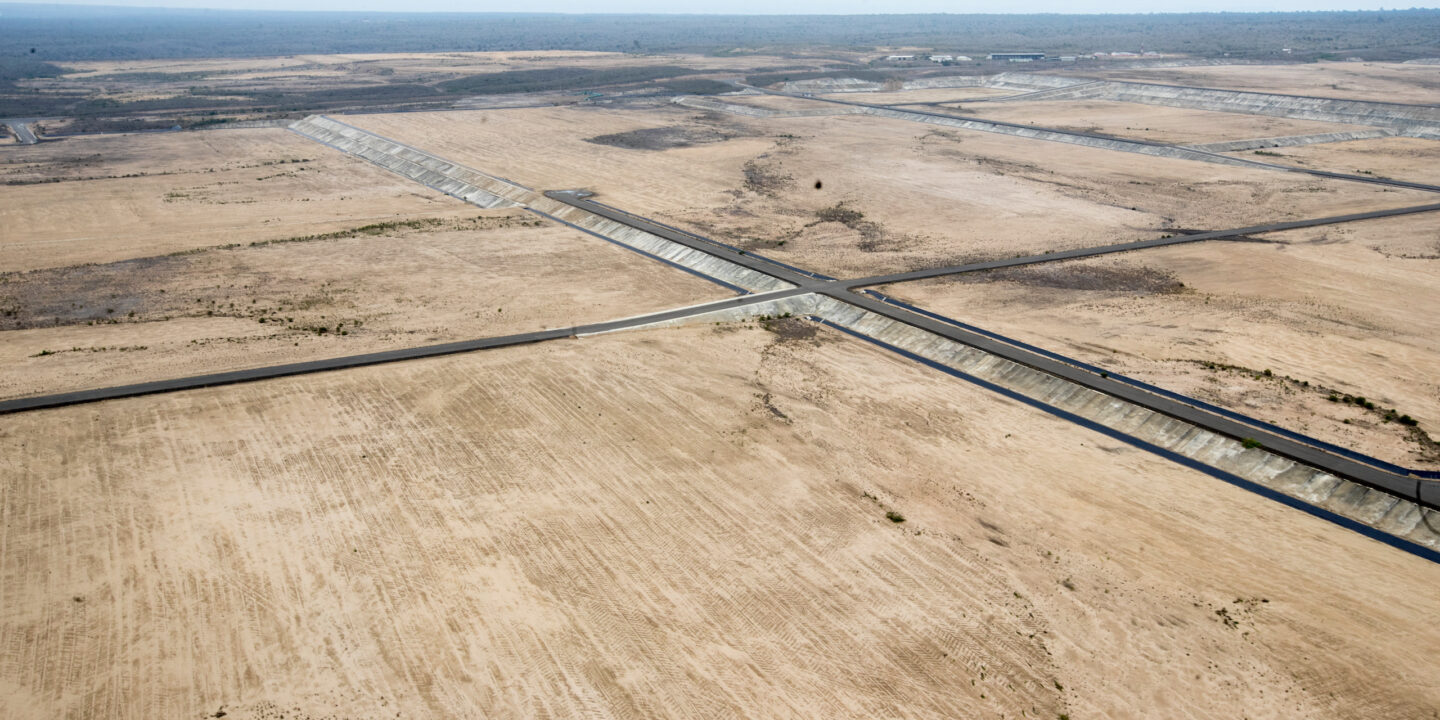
[0,213,727,400]
[1231,135,1440,185]
[339,105,1434,282]
[879,211,1440,468]
[819,87,1019,104]
[1089,61,1440,105]
[956,99,1373,144]
[708,94,858,112]
[2,322,1437,719]
[0,128,476,270]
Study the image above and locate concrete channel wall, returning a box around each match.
[288,115,792,294]
[1185,129,1397,152]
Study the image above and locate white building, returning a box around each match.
[929,55,953,63]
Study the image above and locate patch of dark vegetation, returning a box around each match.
[584,125,735,151]
[757,391,789,421]
[814,203,865,226]
[808,202,887,250]
[0,58,65,89]
[0,216,522,331]
[759,314,817,342]
[741,158,793,196]
[1190,359,1439,463]
[437,66,701,95]
[656,78,735,95]
[886,511,906,523]
[745,69,897,87]
[962,262,1187,294]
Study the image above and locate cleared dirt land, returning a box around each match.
[3,322,1438,719]
[879,211,1440,469]
[0,128,476,270]
[0,211,728,400]
[818,86,1019,104]
[1087,61,1440,105]
[1227,135,1440,185]
[340,104,1434,280]
[952,99,1374,144]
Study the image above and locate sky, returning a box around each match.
[2,0,1426,13]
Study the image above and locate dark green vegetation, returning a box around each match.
[5,7,1439,60]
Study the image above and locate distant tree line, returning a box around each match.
[2,8,1439,62]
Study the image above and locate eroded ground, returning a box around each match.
[3,323,1438,720]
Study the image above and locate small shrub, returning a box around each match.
[1242,438,1263,449]
[886,511,905,523]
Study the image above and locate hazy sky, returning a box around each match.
[8,0,1426,13]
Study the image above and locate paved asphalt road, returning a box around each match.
[0,289,809,416]
[843,201,1440,288]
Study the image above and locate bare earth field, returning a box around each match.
[3,323,1438,719]
[6,54,1440,720]
[0,128,476,270]
[1087,61,1440,104]
[706,93,859,112]
[0,213,727,399]
[954,99,1373,144]
[341,105,1432,280]
[1230,135,1440,185]
[820,87,1019,104]
[879,211,1440,468]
